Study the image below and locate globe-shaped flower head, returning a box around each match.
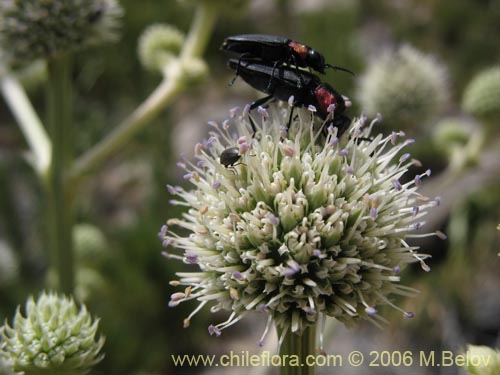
[160,104,443,344]
[357,45,448,132]
[0,292,104,375]
[462,66,500,121]
[0,0,123,65]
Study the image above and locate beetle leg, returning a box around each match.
[286,105,295,129]
[290,55,305,88]
[324,64,355,76]
[247,95,274,136]
[228,52,253,86]
[265,61,282,92]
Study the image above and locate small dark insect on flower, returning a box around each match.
[220,147,242,168]
[88,7,104,23]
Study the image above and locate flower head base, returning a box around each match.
[161,103,441,342]
[0,0,123,65]
[0,292,104,375]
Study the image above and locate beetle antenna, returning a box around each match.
[325,64,355,76]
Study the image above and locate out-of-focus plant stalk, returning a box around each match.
[0,73,51,176]
[46,55,75,294]
[69,0,218,183]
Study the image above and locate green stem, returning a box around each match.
[46,55,75,294]
[68,0,218,182]
[279,324,317,375]
[0,73,51,177]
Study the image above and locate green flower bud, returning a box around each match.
[433,117,482,170]
[463,345,500,375]
[0,292,105,375]
[137,23,185,73]
[73,223,108,267]
[462,67,500,120]
[75,268,107,302]
[433,117,474,154]
[0,0,123,65]
[357,45,448,131]
[181,58,209,85]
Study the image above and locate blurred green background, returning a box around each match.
[1,0,499,374]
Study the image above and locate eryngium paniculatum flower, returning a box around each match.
[137,23,185,73]
[0,292,104,375]
[357,45,447,130]
[0,0,123,65]
[160,104,442,343]
[462,66,500,119]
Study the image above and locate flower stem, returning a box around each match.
[45,55,75,294]
[68,0,218,182]
[279,325,317,375]
[0,73,51,177]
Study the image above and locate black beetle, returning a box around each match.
[220,147,242,168]
[227,58,351,136]
[221,34,354,76]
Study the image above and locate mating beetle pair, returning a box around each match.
[220,34,354,168]
[221,34,353,134]
[221,34,353,76]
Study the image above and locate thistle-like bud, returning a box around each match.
[0,292,105,375]
[433,117,474,155]
[462,67,500,120]
[181,58,209,85]
[433,117,482,170]
[0,0,123,65]
[357,45,447,131]
[137,23,185,74]
[462,345,500,375]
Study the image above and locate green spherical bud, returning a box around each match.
[463,345,500,375]
[181,58,209,85]
[358,45,448,131]
[75,268,107,302]
[462,67,500,119]
[0,292,105,375]
[73,223,108,267]
[137,23,185,73]
[433,117,482,170]
[433,117,474,153]
[0,0,123,65]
